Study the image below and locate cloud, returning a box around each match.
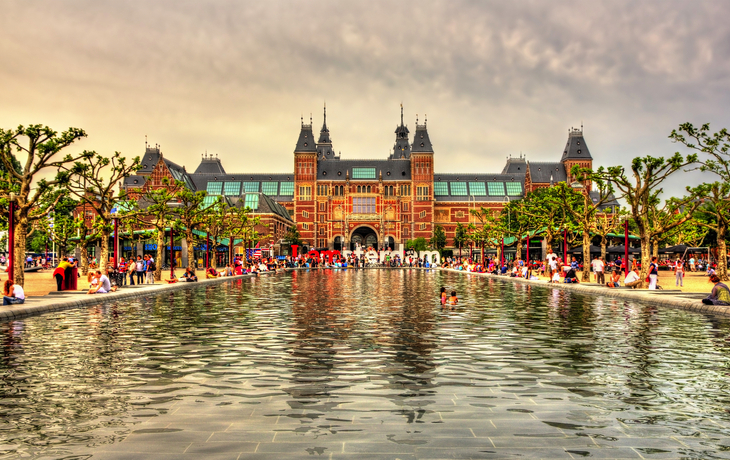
[0,0,727,195]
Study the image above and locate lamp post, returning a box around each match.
[624,218,629,272]
[169,227,174,279]
[8,192,15,283]
[563,227,568,265]
[503,195,510,263]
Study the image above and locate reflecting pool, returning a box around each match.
[2,270,730,459]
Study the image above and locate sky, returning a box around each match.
[1,0,728,195]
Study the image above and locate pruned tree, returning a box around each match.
[500,199,534,262]
[670,122,730,280]
[591,154,700,286]
[519,187,570,258]
[0,125,87,285]
[469,207,503,262]
[453,222,468,257]
[63,150,141,274]
[555,168,615,281]
[172,183,218,273]
[430,224,447,254]
[227,203,264,266]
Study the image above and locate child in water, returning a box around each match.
[440,287,447,305]
[447,290,458,306]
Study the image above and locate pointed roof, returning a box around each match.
[194,153,226,175]
[561,126,593,162]
[411,117,433,153]
[137,146,161,175]
[318,104,331,144]
[390,105,411,159]
[294,117,317,153]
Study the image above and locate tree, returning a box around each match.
[453,223,468,257]
[0,125,87,285]
[469,207,503,262]
[555,168,615,281]
[284,225,303,246]
[202,199,231,268]
[594,206,627,262]
[126,178,189,280]
[592,154,700,285]
[40,190,79,258]
[406,237,429,252]
[172,183,218,273]
[430,225,447,254]
[226,203,263,266]
[670,123,730,280]
[519,187,571,258]
[63,150,141,274]
[500,199,534,262]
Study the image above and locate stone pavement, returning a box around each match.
[0,272,273,321]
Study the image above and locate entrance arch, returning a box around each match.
[350,226,379,251]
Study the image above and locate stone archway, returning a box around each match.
[350,226,379,251]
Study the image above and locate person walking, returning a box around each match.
[135,255,145,285]
[674,258,684,287]
[592,256,605,285]
[127,259,136,285]
[648,256,659,290]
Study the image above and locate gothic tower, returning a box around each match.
[293,116,317,246]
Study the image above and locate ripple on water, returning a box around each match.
[1,270,730,458]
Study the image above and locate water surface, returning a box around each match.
[1,270,730,459]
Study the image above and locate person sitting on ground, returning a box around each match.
[206,266,218,279]
[88,270,116,294]
[2,279,25,305]
[564,267,579,283]
[702,274,730,306]
[181,267,198,282]
[606,270,622,288]
[446,290,458,306]
[624,268,641,289]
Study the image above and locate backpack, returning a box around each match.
[149,262,156,271]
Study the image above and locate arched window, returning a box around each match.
[367,186,371,193]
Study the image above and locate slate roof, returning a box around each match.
[190,173,295,202]
[590,191,621,212]
[561,128,593,161]
[411,123,433,153]
[294,123,317,153]
[123,175,146,188]
[433,173,526,202]
[528,162,566,183]
[390,106,411,159]
[233,192,293,222]
[164,159,196,191]
[137,146,161,174]
[501,157,528,174]
[317,159,411,181]
[194,156,227,175]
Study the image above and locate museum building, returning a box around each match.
[124,106,598,252]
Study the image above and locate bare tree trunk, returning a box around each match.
[12,216,27,286]
[186,229,196,273]
[600,235,607,263]
[582,230,591,282]
[515,240,523,261]
[80,245,89,277]
[652,240,659,259]
[99,229,110,275]
[155,229,164,281]
[639,234,651,288]
[718,223,728,281]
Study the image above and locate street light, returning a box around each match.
[8,192,15,283]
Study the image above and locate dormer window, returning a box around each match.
[577,150,581,154]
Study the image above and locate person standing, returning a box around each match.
[135,255,145,285]
[145,256,155,284]
[689,256,696,272]
[674,258,684,287]
[118,257,127,286]
[648,256,659,290]
[592,256,605,285]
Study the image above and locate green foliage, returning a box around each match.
[284,225,302,246]
[405,237,428,252]
[430,225,447,252]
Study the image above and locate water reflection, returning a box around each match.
[1,270,730,458]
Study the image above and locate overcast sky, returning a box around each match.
[1,0,727,194]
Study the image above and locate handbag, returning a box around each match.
[645,276,650,282]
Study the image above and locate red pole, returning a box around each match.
[169,228,174,279]
[624,220,629,272]
[206,232,210,269]
[8,200,14,284]
[113,218,118,270]
[563,228,568,264]
[526,233,530,266]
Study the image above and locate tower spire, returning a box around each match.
[400,103,404,125]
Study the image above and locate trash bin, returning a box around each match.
[65,267,78,291]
